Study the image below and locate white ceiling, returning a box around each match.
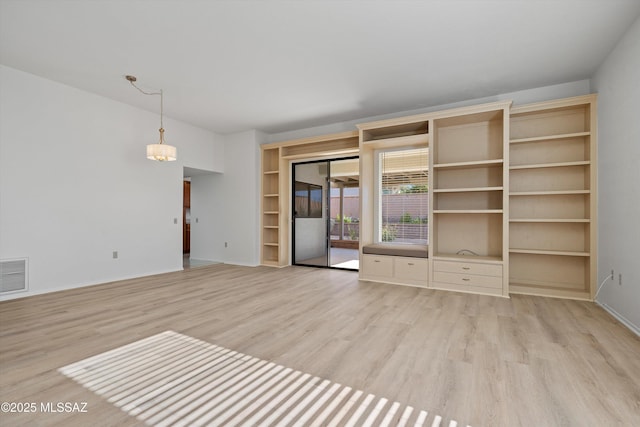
[1,0,639,135]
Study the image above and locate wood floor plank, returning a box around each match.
[1,263,639,426]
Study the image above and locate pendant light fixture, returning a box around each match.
[126,75,177,162]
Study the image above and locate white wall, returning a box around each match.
[591,16,640,333]
[267,80,592,143]
[0,65,223,300]
[208,130,262,266]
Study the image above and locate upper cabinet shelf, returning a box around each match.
[433,159,503,170]
[510,98,593,140]
[432,109,505,165]
[280,132,359,159]
[358,115,429,149]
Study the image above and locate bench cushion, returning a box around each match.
[362,244,428,258]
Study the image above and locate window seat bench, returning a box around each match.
[362,244,428,258]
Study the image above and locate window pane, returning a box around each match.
[309,186,323,217]
[295,181,323,218]
[294,182,310,217]
[379,148,428,244]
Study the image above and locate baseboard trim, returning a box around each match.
[0,267,182,302]
[597,301,640,338]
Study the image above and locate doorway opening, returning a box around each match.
[292,157,359,270]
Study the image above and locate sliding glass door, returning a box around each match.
[293,161,329,267]
[292,157,359,270]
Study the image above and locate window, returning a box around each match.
[377,147,428,244]
[294,181,323,218]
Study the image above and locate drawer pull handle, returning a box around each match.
[374,260,380,263]
[462,267,471,270]
[408,263,414,266]
[462,278,470,281]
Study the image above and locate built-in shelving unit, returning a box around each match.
[508,94,596,300]
[260,94,598,302]
[260,131,359,267]
[260,146,285,266]
[360,117,429,150]
[430,102,511,297]
[357,113,430,285]
[357,114,430,252]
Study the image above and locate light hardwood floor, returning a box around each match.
[1,264,639,426]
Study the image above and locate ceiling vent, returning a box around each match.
[1,258,28,295]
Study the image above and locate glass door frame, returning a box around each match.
[291,156,359,271]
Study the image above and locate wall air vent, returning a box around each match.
[0,258,28,295]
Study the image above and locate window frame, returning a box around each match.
[294,181,323,219]
[374,146,429,245]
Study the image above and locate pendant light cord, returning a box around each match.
[127,79,164,130]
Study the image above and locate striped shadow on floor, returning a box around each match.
[59,331,469,427]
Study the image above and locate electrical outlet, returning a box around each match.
[619,273,622,285]
[174,218,178,224]
[225,242,228,248]
[113,251,118,259]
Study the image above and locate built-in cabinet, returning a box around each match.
[508,94,596,300]
[430,103,510,297]
[357,114,430,256]
[362,254,428,287]
[261,95,597,301]
[260,146,286,266]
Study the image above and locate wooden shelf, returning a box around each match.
[510,131,590,144]
[263,170,279,175]
[434,186,503,193]
[263,194,278,197]
[263,242,279,247]
[263,211,279,215]
[361,133,428,150]
[509,282,591,301]
[434,159,503,170]
[510,218,589,223]
[509,160,590,170]
[510,190,589,196]
[280,132,359,159]
[434,209,503,214]
[359,117,429,142]
[263,226,279,229]
[509,248,589,257]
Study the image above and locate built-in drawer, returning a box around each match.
[433,271,502,289]
[394,257,428,282]
[362,254,393,278]
[433,260,502,277]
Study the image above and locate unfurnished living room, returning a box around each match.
[1,1,639,426]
